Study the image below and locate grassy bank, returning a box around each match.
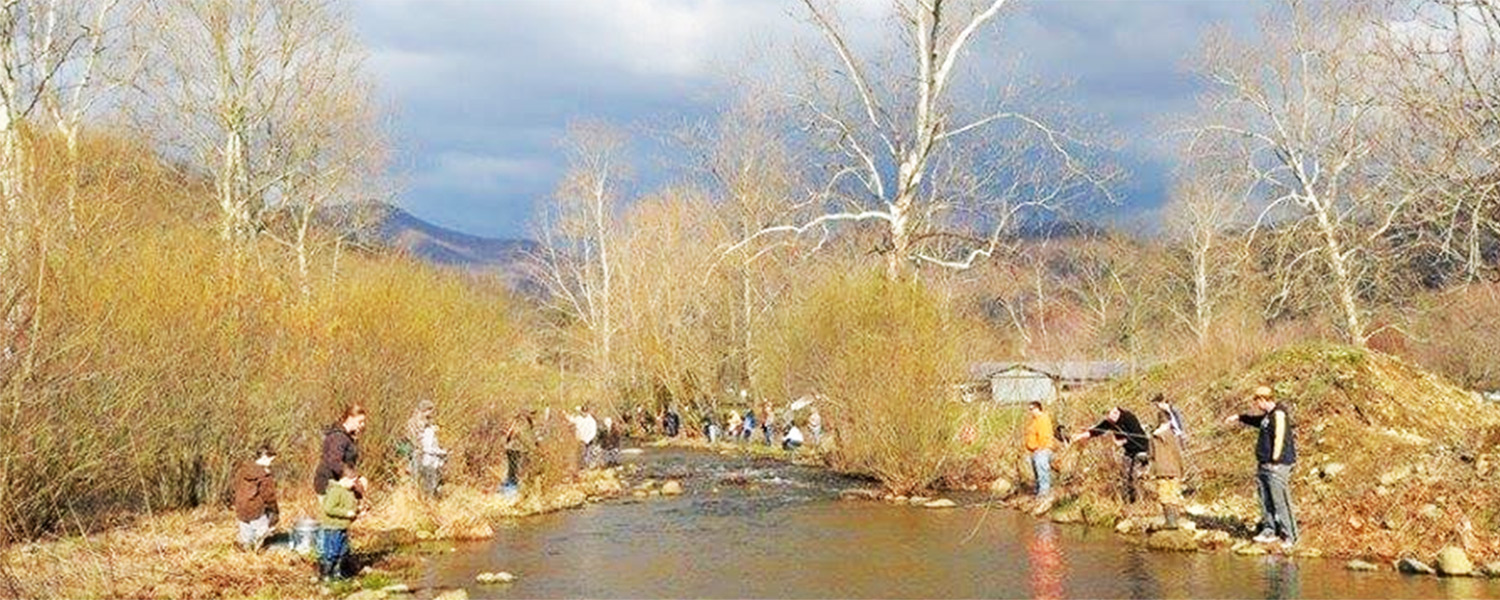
[0,471,625,599]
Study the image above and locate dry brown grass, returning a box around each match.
[0,469,626,600]
[1,506,320,599]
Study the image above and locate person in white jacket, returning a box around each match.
[567,405,600,468]
[418,422,448,498]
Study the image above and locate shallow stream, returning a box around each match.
[420,448,1499,599]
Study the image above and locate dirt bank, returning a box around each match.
[1018,343,1500,565]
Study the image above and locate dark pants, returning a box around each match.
[319,527,348,579]
[1256,464,1298,542]
[504,450,527,488]
[1119,452,1148,504]
[418,465,442,498]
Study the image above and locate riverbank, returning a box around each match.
[981,344,1500,576]
[644,345,1500,578]
[0,470,626,599]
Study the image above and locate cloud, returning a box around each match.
[353,0,1261,238]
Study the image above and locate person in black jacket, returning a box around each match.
[1224,385,1298,546]
[1070,406,1150,503]
[315,404,368,501]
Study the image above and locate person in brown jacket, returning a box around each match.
[1148,394,1186,529]
[234,445,279,550]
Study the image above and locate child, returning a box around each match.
[233,445,279,550]
[319,471,362,580]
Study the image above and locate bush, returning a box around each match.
[0,137,569,540]
[755,271,960,494]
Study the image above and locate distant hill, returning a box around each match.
[323,202,540,291]
[374,205,537,269]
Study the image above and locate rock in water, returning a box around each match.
[1480,562,1500,578]
[1114,519,1135,535]
[988,478,1014,496]
[434,590,469,600]
[661,480,684,496]
[1396,558,1436,575]
[1146,530,1198,552]
[839,488,881,501]
[1346,560,1379,572]
[923,499,958,509]
[1233,542,1267,556]
[1436,546,1474,577]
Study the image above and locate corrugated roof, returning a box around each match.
[970,361,1134,382]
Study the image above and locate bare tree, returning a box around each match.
[691,99,808,393]
[148,0,384,286]
[533,121,630,388]
[729,0,1117,279]
[37,0,133,233]
[1191,0,1406,347]
[1374,0,1500,282]
[1162,159,1250,346]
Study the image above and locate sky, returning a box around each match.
[352,0,1262,240]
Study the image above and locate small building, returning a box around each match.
[968,361,1133,405]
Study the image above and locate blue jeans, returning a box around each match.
[320,527,349,578]
[1031,449,1053,497]
[1256,464,1298,542]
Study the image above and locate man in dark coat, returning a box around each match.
[1070,406,1150,503]
[1225,385,1299,547]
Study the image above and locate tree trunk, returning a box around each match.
[1193,237,1212,346]
[887,193,913,280]
[1312,197,1366,346]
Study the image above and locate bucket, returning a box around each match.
[292,518,320,555]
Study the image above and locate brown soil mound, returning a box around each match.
[1070,343,1500,560]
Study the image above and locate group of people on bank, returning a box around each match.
[231,403,417,580]
[720,398,823,451]
[227,399,756,580]
[1024,385,1299,548]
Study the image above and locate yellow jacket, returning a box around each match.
[1025,411,1054,452]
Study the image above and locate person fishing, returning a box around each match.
[1069,406,1150,504]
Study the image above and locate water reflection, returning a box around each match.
[1261,556,1300,600]
[1027,522,1064,600]
[1120,548,1161,599]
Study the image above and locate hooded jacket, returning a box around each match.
[314,425,359,495]
[233,460,278,522]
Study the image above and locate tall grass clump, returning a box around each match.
[756,271,960,494]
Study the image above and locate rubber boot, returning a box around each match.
[1163,506,1179,530]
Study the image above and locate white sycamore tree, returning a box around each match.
[728,0,1118,279]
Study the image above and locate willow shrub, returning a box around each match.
[1,209,563,540]
[756,271,960,494]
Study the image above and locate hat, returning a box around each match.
[1253,386,1274,399]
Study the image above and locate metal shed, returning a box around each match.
[969,361,1134,405]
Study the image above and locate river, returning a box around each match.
[420,448,1499,599]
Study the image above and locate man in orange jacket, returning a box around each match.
[1025,401,1056,501]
